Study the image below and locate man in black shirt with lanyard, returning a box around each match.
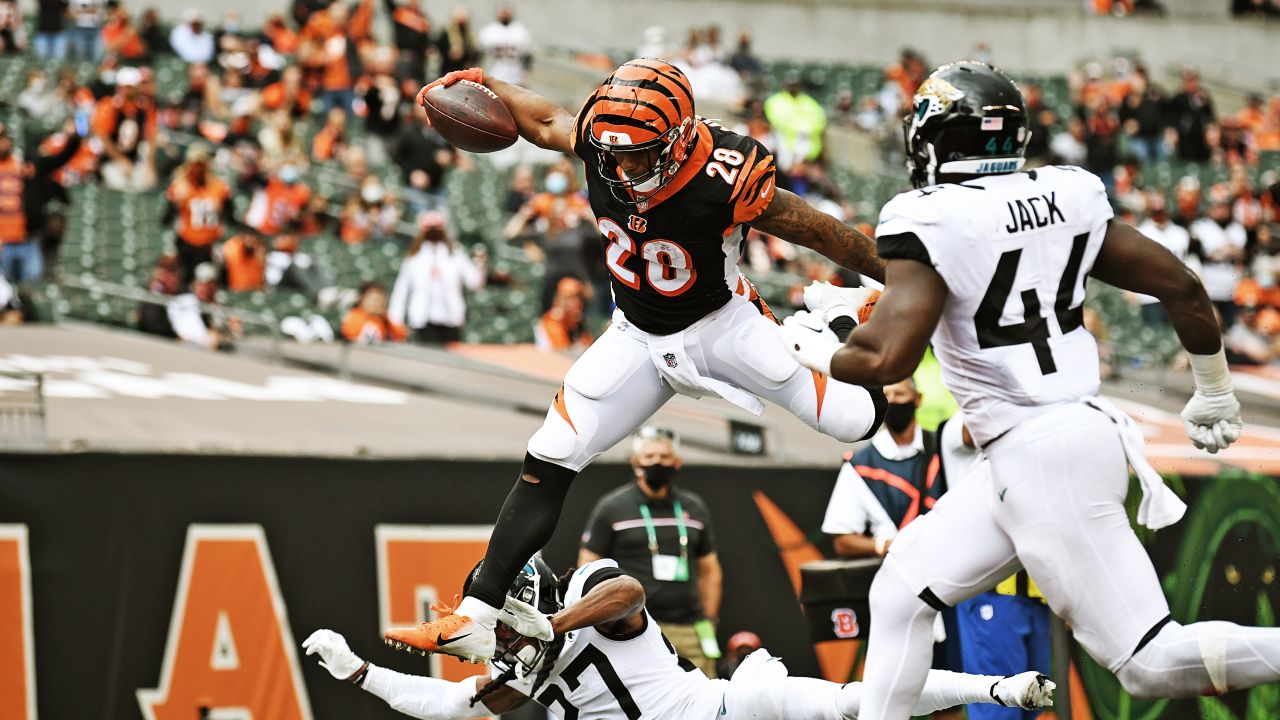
[579,426,723,677]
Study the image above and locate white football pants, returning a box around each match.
[858,402,1280,720]
[717,649,1010,719]
[527,294,880,472]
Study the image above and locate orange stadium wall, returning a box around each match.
[0,454,1275,719]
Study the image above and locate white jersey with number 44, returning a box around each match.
[876,165,1115,447]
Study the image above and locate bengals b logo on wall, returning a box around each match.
[137,525,313,720]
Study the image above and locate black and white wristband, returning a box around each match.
[348,661,371,687]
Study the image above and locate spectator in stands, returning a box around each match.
[165,144,230,285]
[34,0,67,60]
[258,111,308,169]
[479,4,533,87]
[505,165,596,310]
[764,72,827,183]
[169,9,214,65]
[339,177,401,244]
[681,46,744,107]
[1224,302,1280,364]
[357,47,406,166]
[1131,194,1192,326]
[300,1,365,116]
[93,66,157,191]
[219,229,266,292]
[1022,82,1056,163]
[260,13,299,58]
[435,4,479,77]
[343,281,408,343]
[138,8,165,58]
[388,210,484,344]
[1168,69,1216,163]
[726,30,763,84]
[0,120,83,285]
[504,165,536,214]
[386,0,431,83]
[1119,65,1166,163]
[1193,191,1248,329]
[66,0,104,62]
[1049,116,1089,167]
[1085,98,1121,187]
[168,262,239,351]
[262,65,312,119]
[535,276,593,353]
[102,3,146,62]
[579,426,722,678]
[1172,175,1203,229]
[394,110,455,211]
[135,253,180,337]
[18,70,69,126]
[245,164,311,237]
[0,0,22,53]
[311,108,348,165]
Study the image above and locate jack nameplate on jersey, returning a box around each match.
[628,215,647,234]
[1005,191,1066,233]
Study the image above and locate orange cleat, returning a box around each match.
[383,597,496,664]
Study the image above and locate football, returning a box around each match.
[421,80,519,153]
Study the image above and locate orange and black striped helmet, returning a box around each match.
[585,58,698,199]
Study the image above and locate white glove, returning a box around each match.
[498,595,555,641]
[781,313,843,376]
[802,281,878,324]
[1180,391,1243,454]
[302,629,366,682]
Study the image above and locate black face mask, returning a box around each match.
[640,464,678,491]
[884,401,916,434]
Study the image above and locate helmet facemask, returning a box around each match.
[590,115,696,204]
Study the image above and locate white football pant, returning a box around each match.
[527,294,879,472]
[858,403,1280,720]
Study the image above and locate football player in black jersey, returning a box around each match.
[387,59,887,663]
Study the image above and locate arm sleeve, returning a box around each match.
[729,138,776,225]
[30,134,82,174]
[581,502,613,557]
[362,666,493,719]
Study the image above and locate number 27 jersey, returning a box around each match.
[875,166,1114,446]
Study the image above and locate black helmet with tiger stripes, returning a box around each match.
[586,58,699,201]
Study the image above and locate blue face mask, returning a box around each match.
[279,166,299,184]
[545,173,568,195]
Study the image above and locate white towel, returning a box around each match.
[647,332,765,416]
[1082,396,1187,530]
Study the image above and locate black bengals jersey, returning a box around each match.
[572,111,777,335]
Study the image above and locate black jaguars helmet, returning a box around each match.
[463,555,561,676]
[903,61,1029,189]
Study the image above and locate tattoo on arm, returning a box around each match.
[754,188,886,283]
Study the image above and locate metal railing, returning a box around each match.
[0,372,47,452]
[54,276,287,362]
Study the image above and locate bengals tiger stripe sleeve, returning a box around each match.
[729,147,777,225]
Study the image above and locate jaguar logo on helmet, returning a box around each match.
[903,61,1029,189]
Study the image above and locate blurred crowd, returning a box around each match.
[2,3,1278,368]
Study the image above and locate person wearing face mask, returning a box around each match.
[579,426,723,678]
[504,167,595,310]
[477,4,532,87]
[388,210,484,344]
[820,378,965,717]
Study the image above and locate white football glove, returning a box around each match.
[1180,391,1243,454]
[781,312,843,376]
[802,281,879,325]
[302,629,366,682]
[498,595,555,642]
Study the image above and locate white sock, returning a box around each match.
[455,596,500,630]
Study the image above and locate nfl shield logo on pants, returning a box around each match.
[663,353,678,368]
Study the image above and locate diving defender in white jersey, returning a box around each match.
[304,556,1054,719]
[782,61,1275,720]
